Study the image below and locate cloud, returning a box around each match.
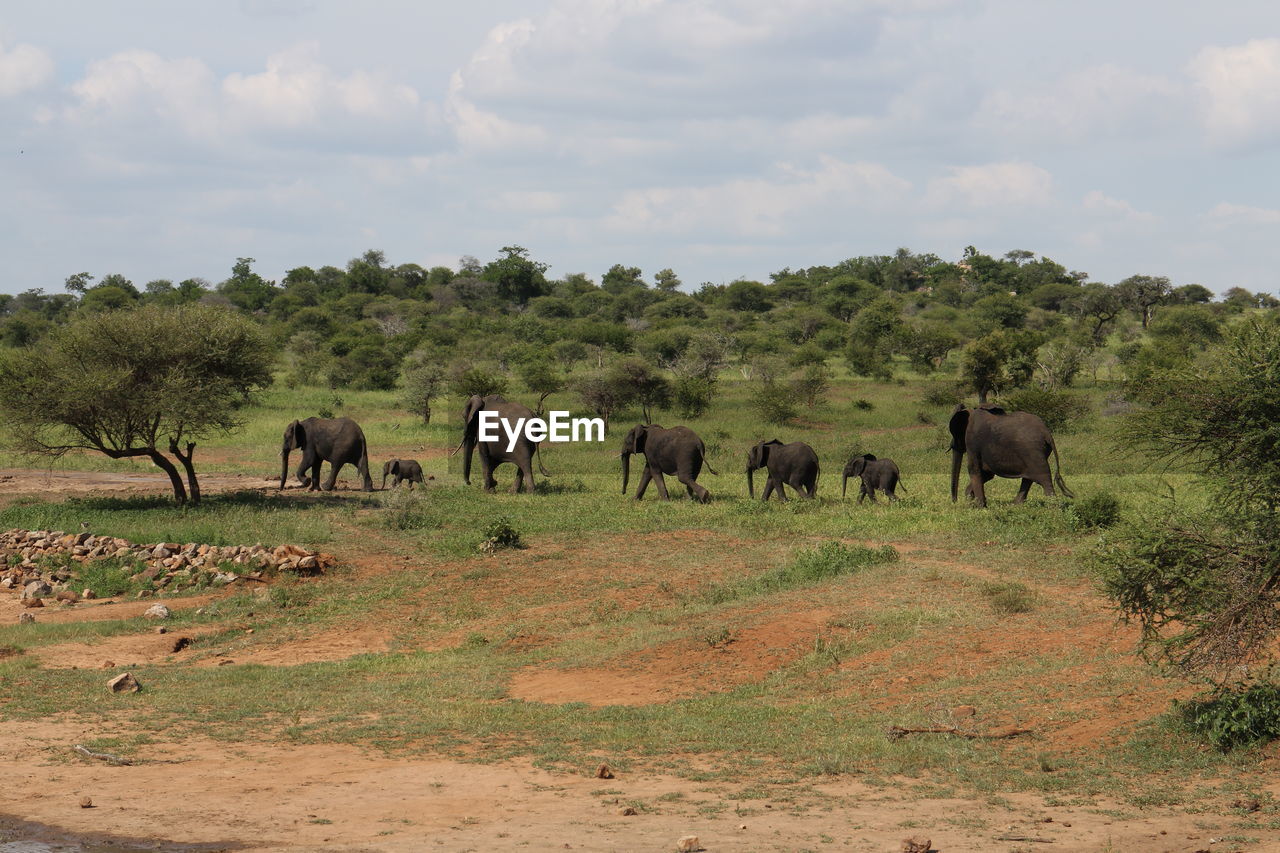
[1082,190,1156,223]
[607,156,910,238]
[0,39,54,97]
[975,64,1183,143]
[1189,38,1280,148]
[926,162,1053,209]
[1206,201,1280,227]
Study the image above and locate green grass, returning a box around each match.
[0,371,1242,811]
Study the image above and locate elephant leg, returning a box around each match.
[1015,478,1034,503]
[322,462,342,491]
[481,453,498,493]
[865,480,878,503]
[651,466,672,500]
[772,477,787,503]
[633,467,653,500]
[518,453,536,494]
[510,466,525,495]
[794,477,814,499]
[886,485,899,502]
[677,471,709,503]
[969,468,988,508]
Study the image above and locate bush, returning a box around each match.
[381,490,438,531]
[702,542,898,603]
[751,381,798,425]
[998,386,1091,433]
[1177,683,1280,751]
[672,375,715,419]
[478,517,523,553]
[921,383,963,408]
[852,398,874,411]
[1069,492,1121,529]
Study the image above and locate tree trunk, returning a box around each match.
[146,449,188,505]
[170,440,201,505]
[422,399,431,425]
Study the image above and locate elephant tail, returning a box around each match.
[699,440,719,476]
[896,476,908,494]
[536,443,552,478]
[1051,441,1074,500]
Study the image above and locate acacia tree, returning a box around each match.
[0,304,272,505]
[1096,317,1280,692]
[401,350,446,424]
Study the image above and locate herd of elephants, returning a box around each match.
[279,393,1073,509]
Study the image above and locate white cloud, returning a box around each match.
[607,156,910,237]
[1082,190,1156,223]
[1206,202,1280,227]
[69,51,218,135]
[1189,38,1280,147]
[975,64,1183,142]
[926,162,1053,209]
[0,39,54,97]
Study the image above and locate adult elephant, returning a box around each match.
[746,439,819,501]
[621,424,718,502]
[949,403,1073,508]
[842,454,905,503]
[382,458,425,490]
[459,394,546,494]
[279,417,373,492]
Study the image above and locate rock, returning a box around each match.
[101,660,114,669]
[79,796,94,808]
[55,589,80,603]
[18,612,35,624]
[155,626,168,634]
[107,672,140,693]
[952,705,976,718]
[0,577,14,589]
[137,589,154,599]
[901,837,931,853]
[22,580,51,600]
[170,636,192,653]
[143,603,171,620]
[595,763,614,779]
[676,836,701,852]
[617,806,637,816]
[21,597,44,609]
[82,589,96,600]
[296,555,320,573]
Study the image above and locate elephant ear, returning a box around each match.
[462,396,485,439]
[391,460,401,476]
[862,453,877,461]
[288,420,306,450]
[632,425,649,453]
[948,407,969,453]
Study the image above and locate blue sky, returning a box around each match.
[2,0,1278,295]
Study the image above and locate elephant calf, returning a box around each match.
[620,424,718,502]
[842,454,905,504]
[382,458,425,490]
[746,439,819,501]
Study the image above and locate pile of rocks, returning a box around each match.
[1,528,334,604]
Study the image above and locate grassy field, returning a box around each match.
[2,371,1273,838]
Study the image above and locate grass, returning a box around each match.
[0,370,1248,817]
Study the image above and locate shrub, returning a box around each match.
[478,517,523,553]
[998,386,1091,433]
[751,381,798,425]
[852,398,874,411]
[1177,684,1280,751]
[381,490,438,530]
[672,375,715,419]
[921,383,963,408]
[1069,492,1121,529]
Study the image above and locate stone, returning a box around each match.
[901,837,931,853]
[107,672,140,693]
[676,836,701,852]
[595,764,614,779]
[170,637,192,653]
[142,603,171,620]
[617,806,637,816]
[21,597,44,609]
[155,626,168,634]
[55,589,80,603]
[952,705,976,718]
[101,660,114,669]
[22,580,51,600]
[82,589,96,600]
[79,797,93,808]
[137,589,153,599]
[18,612,35,624]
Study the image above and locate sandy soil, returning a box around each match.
[0,721,1261,853]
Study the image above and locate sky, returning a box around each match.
[2,0,1279,296]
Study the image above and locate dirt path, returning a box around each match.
[0,468,278,499]
[0,722,1260,852]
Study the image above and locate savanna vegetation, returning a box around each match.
[2,245,1280,843]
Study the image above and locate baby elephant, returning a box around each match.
[842,454,905,504]
[746,439,820,501]
[382,458,425,490]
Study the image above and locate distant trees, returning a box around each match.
[401,351,446,424]
[1115,274,1171,329]
[0,304,272,504]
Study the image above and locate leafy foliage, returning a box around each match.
[1176,684,1280,751]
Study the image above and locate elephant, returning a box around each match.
[459,394,548,494]
[745,439,819,501]
[949,403,1073,508]
[842,454,905,503]
[382,458,425,490]
[279,417,373,492]
[620,424,718,502]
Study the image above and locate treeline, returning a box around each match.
[2,245,1274,424]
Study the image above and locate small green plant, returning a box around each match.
[1069,492,1122,529]
[1177,683,1280,751]
[75,557,148,598]
[381,490,438,530]
[979,580,1037,614]
[852,398,874,411]
[478,517,523,553]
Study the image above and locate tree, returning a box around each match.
[517,359,565,416]
[575,371,631,433]
[1069,283,1122,345]
[401,351,446,424]
[957,329,1041,403]
[448,365,508,400]
[217,258,278,312]
[0,305,272,505]
[611,358,671,423]
[654,268,682,292]
[483,246,549,305]
[64,272,94,293]
[1115,274,1171,328]
[1096,318,1280,693]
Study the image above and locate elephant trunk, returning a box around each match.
[747,467,755,499]
[462,438,474,485]
[621,452,631,496]
[381,467,389,490]
[950,449,964,502]
[279,448,290,490]
[842,471,849,498]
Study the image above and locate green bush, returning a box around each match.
[751,381,798,425]
[1069,492,1121,529]
[478,517,523,553]
[921,383,963,408]
[852,398,874,411]
[672,375,715,419]
[998,386,1091,433]
[979,580,1037,614]
[75,557,148,598]
[1177,683,1280,751]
